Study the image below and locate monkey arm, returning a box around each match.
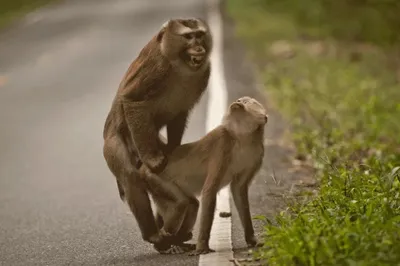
[122,100,167,173]
[166,111,188,151]
[195,134,233,252]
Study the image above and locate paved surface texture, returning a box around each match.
[0,1,208,265]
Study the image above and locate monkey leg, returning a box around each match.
[116,179,125,202]
[144,173,189,236]
[152,200,196,252]
[230,180,261,248]
[142,168,196,252]
[165,196,199,251]
[174,197,199,242]
[154,197,197,247]
[155,211,164,229]
[103,136,164,246]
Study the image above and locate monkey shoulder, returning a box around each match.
[118,52,171,102]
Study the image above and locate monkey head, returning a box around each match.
[157,18,213,70]
[223,96,269,134]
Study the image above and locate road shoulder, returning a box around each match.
[220,1,314,264]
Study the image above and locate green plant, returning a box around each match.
[227,0,400,264]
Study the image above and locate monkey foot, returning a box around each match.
[248,241,263,248]
[188,248,215,256]
[176,243,196,251]
[246,236,263,248]
[155,245,186,255]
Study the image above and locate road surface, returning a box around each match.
[0,0,213,265]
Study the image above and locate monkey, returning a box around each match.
[141,96,268,255]
[102,18,213,254]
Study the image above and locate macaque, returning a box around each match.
[102,18,212,254]
[143,96,268,255]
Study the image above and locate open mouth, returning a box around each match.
[190,55,203,66]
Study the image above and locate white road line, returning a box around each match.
[199,0,233,265]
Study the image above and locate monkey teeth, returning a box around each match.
[191,56,203,65]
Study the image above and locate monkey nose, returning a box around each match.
[195,46,205,53]
[189,46,205,55]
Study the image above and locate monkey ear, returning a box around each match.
[157,27,166,42]
[162,20,171,28]
[264,114,269,123]
[157,20,171,42]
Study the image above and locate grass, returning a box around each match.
[0,0,58,29]
[226,0,400,265]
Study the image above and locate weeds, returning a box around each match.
[227,0,400,264]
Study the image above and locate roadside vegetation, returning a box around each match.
[0,0,57,28]
[226,0,400,265]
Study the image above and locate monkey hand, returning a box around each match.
[143,151,168,174]
[188,242,215,256]
[159,228,173,238]
[246,235,263,248]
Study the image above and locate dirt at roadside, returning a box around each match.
[220,2,316,265]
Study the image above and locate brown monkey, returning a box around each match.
[102,18,213,254]
[143,96,268,255]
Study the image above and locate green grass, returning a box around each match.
[0,0,58,29]
[226,0,400,265]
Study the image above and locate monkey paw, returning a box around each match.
[246,236,262,248]
[160,228,173,238]
[177,243,196,252]
[156,245,186,255]
[188,247,215,256]
[145,152,168,174]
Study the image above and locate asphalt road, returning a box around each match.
[0,0,212,265]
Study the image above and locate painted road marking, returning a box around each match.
[199,0,232,265]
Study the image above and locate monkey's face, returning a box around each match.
[159,18,213,69]
[227,97,269,133]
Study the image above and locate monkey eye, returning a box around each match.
[194,31,204,38]
[183,33,192,39]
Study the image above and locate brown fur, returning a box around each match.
[146,96,268,255]
[102,18,213,254]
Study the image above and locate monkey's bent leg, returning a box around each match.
[142,168,191,236]
[153,203,194,248]
[103,136,163,246]
[174,197,199,242]
[152,198,196,252]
